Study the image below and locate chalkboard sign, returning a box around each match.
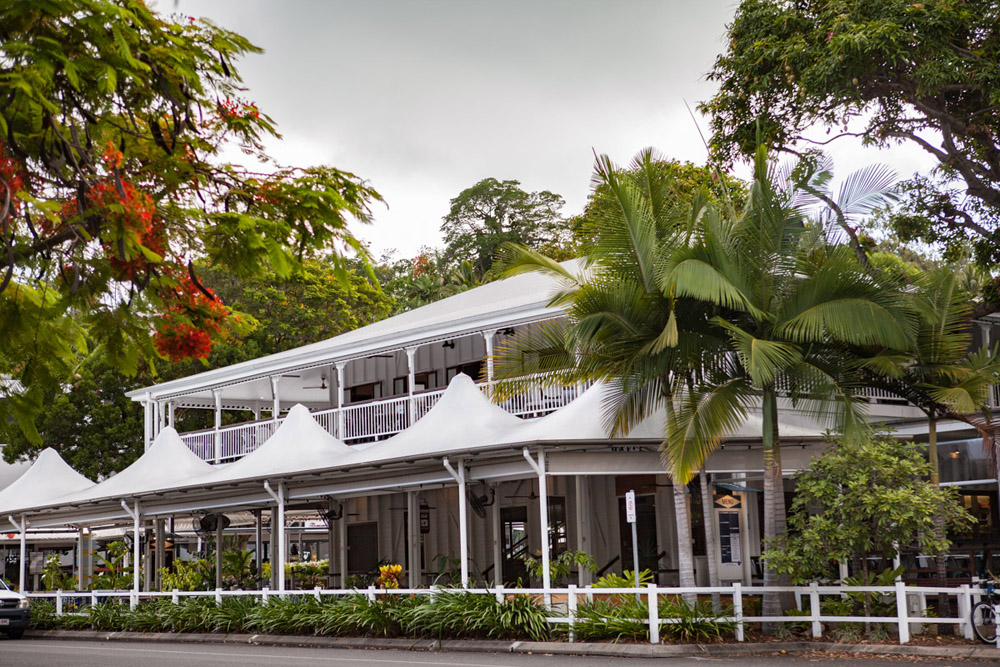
[718,510,742,565]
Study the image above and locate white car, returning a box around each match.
[0,579,29,639]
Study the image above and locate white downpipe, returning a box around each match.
[143,392,152,451]
[120,500,141,606]
[405,347,417,427]
[442,457,469,587]
[213,389,222,464]
[264,481,286,594]
[8,515,26,592]
[523,448,551,606]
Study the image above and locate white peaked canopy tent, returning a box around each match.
[194,403,355,592]
[51,427,215,601]
[339,373,523,586]
[0,448,95,591]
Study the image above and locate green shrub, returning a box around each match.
[658,596,735,642]
[28,600,58,629]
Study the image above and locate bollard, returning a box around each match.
[567,584,577,643]
[215,587,222,605]
[367,584,376,603]
[314,586,321,602]
[172,588,179,605]
[733,582,744,642]
[55,590,63,617]
[647,584,659,645]
[262,586,270,605]
[494,584,504,604]
[895,580,910,644]
[809,582,821,638]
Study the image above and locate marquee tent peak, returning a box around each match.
[56,426,215,505]
[344,373,523,465]
[0,447,95,515]
[202,402,353,484]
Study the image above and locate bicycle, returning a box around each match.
[971,577,999,645]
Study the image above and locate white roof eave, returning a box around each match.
[127,300,562,402]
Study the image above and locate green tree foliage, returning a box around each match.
[440,178,570,279]
[2,261,393,475]
[373,248,480,315]
[702,0,1000,277]
[764,434,973,584]
[570,157,747,254]
[0,0,382,444]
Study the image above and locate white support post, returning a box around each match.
[335,363,346,438]
[8,515,26,592]
[143,391,153,451]
[56,589,63,616]
[270,376,281,424]
[168,401,175,429]
[492,487,502,585]
[120,500,141,609]
[647,583,660,644]
[213,389,222,464]
[523,448,551,606]
[574,475,592,587]
[264,481,286,594]
[482,329,497,387]
[405,346,417,426]
[567,584,577,643]
[733,582,744,642]
[339,504,348,589]
[442,457,469,587]
[406,491,421,587]
[958,584,973,640]
[895,580,910,644]
[809,581,821,638]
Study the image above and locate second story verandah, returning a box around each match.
[128,260,1000,465]
[127,261,584,462]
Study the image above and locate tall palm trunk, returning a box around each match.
[700,467,721,611]
[673,480,698,604]
[928,415,952,633]
[761,387,791,630]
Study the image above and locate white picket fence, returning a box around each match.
[26,582,999,647]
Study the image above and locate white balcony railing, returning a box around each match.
[178,380,586,463]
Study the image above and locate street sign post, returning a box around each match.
[625,489,638,595]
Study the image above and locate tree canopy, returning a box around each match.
[2,260,393,474]
[701,0,1000,276]
[0,1,382,443]
[440,177,570,279]
[764,433,973,583]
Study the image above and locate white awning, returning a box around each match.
[340,373,523,466]
[0,448,95,515]
[55,427,214,505]
[200,403,353,484]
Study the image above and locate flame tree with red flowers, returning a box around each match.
[0,1,383,444]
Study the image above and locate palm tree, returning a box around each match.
[660,144,913,622]
[863,267,1000,623]
[494,148,726,596]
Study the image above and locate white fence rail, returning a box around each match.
[26,583,998,647]
[178,379,588,462]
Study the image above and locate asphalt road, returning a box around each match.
[1,639,997,667]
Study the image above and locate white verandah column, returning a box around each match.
[523,448,551,606]
[8,515,27,592]
[143,391,153,451]
[270,376,281,425]
[405,346,417,426]
[212,389,222,464]
[335,362,346,439]
[443,457,469,587]
[264,481,286,594]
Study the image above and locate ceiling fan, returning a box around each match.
[303,375,328,390]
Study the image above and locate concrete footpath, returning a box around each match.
[23,629,1000,661]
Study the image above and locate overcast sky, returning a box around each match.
[174,0,938,259]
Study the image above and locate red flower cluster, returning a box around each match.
[154,320,213,360]
[412,253,430,278]
[219,97,260,121]
[153,278,229,362]
[0,142,26,213]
